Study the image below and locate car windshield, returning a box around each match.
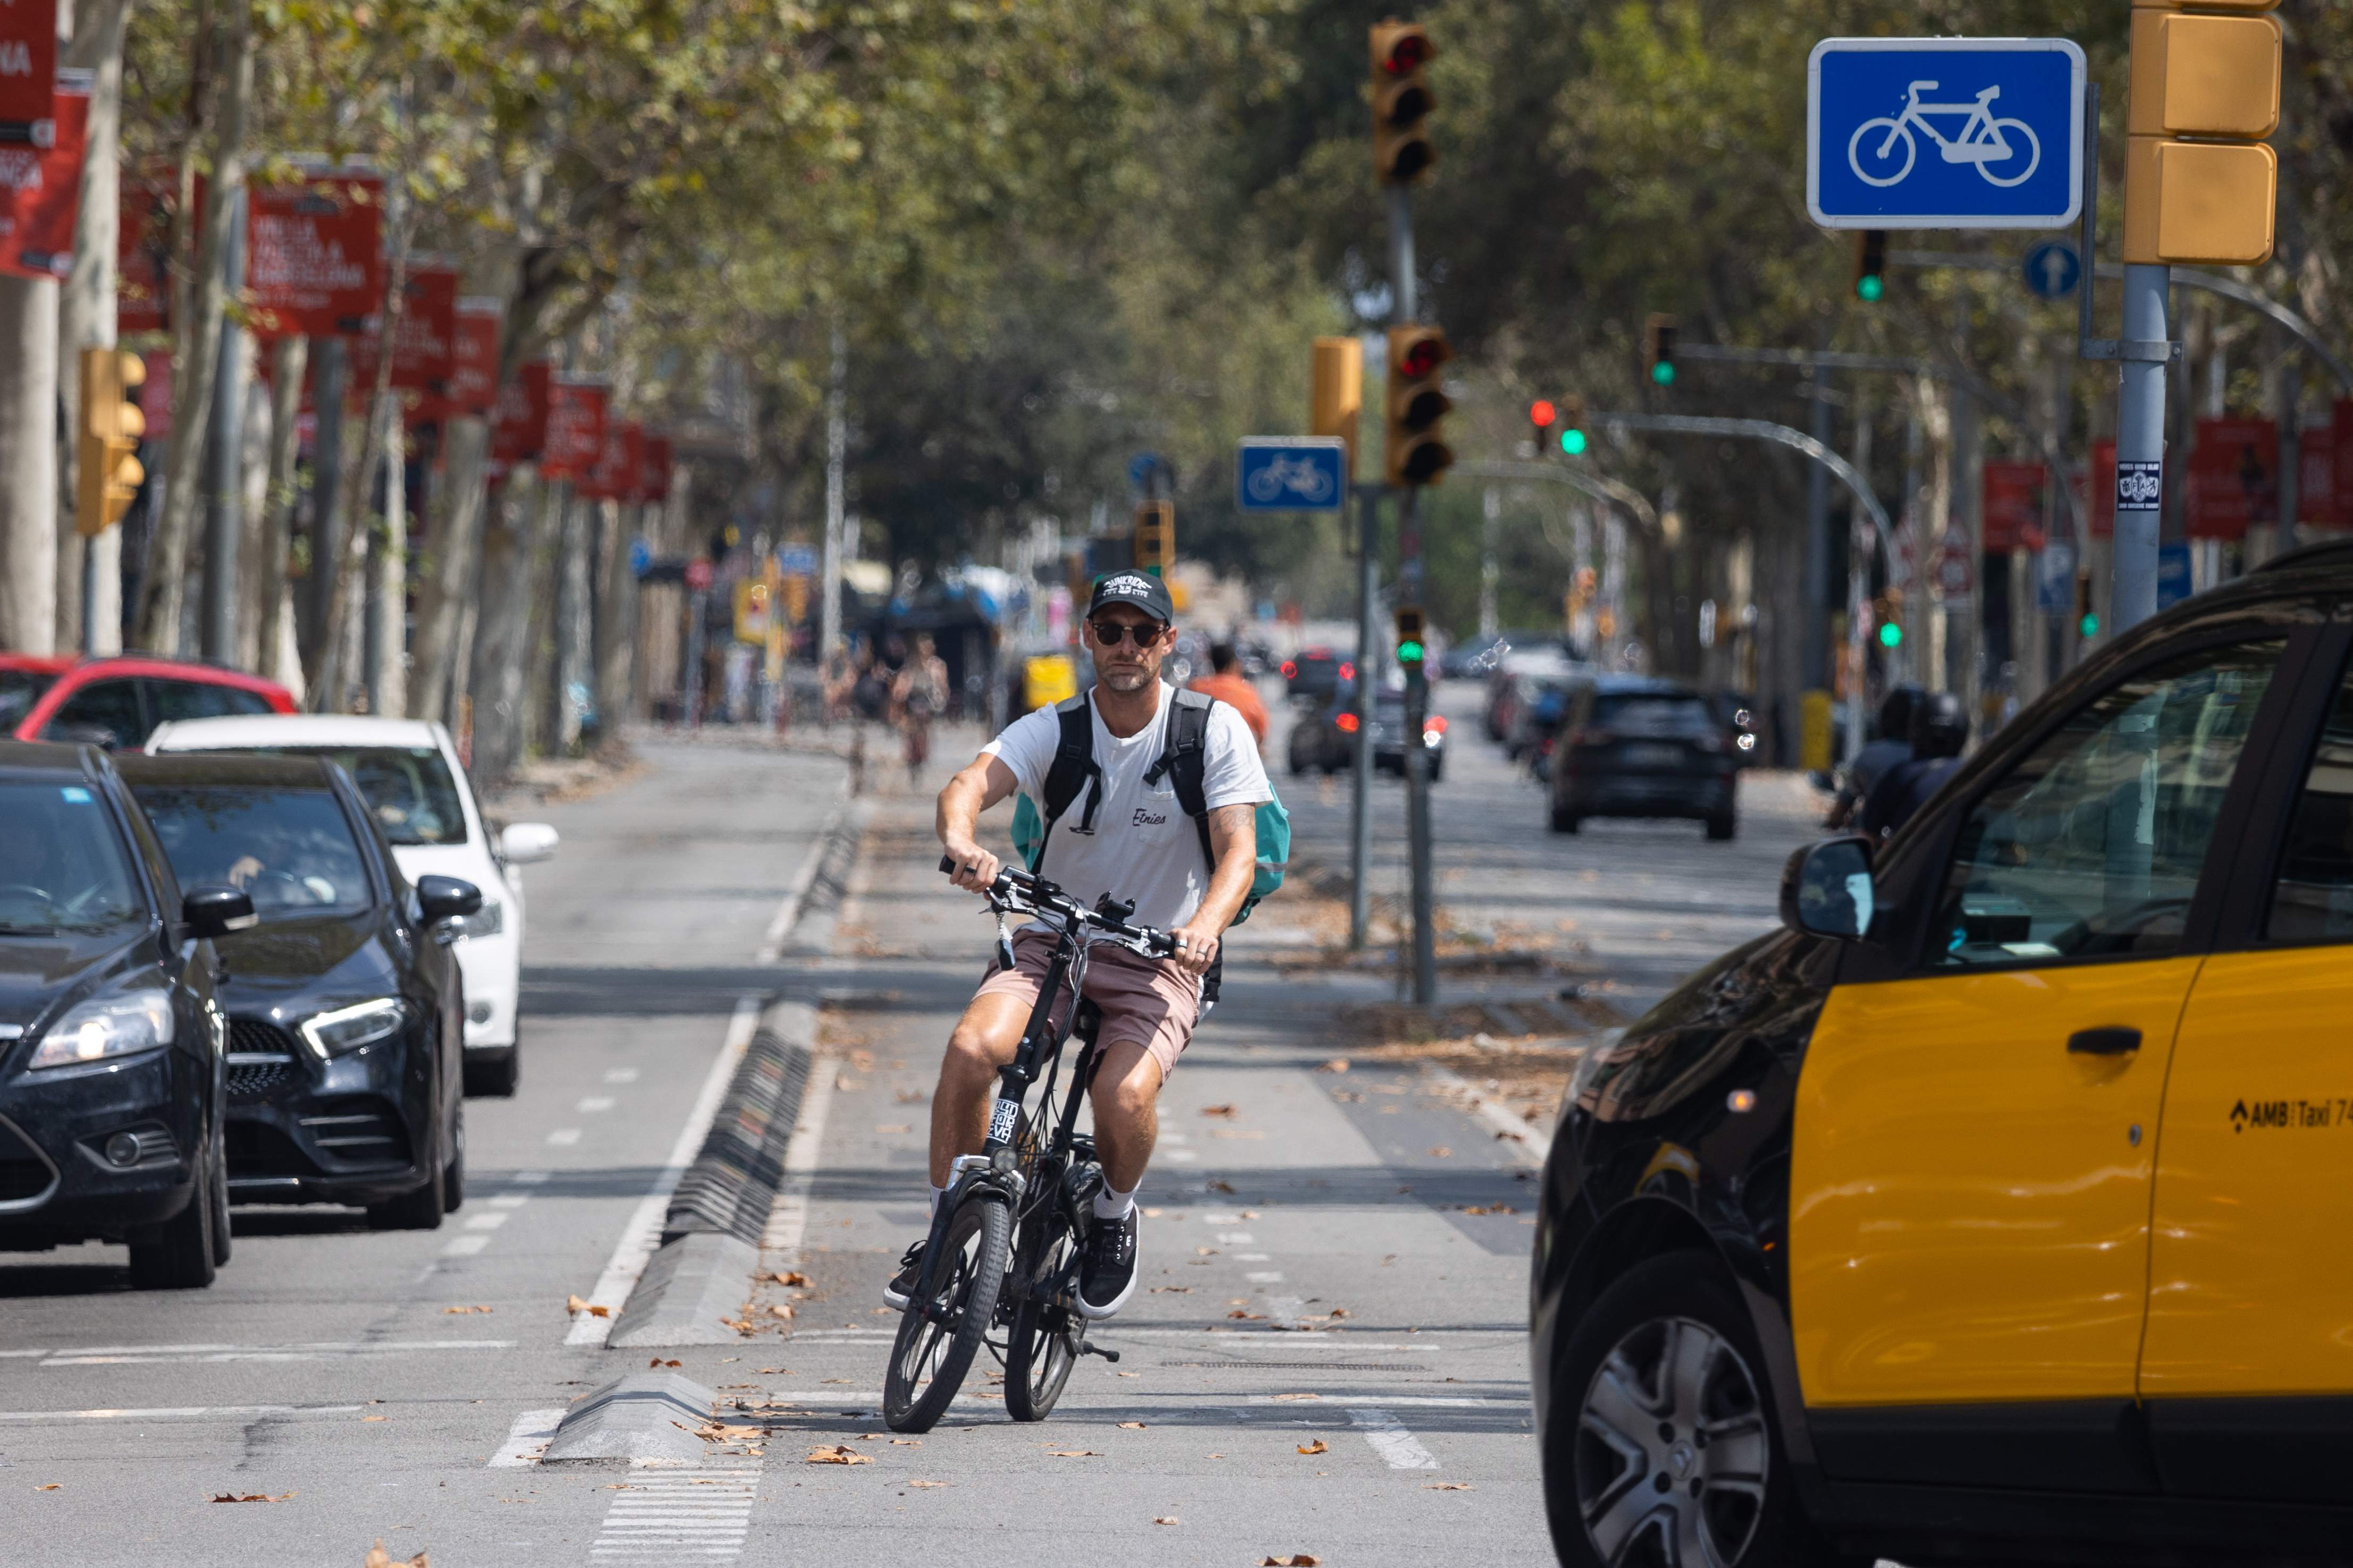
[1593,694,1717,736]
[230,745,468,845]
[0,669,56,731]
[130,784,373,921]
[0,781,147,934]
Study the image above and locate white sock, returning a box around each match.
[1093,1183,1137,1222]
[927,1183,947,1216]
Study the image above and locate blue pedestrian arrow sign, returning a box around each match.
[1809,38,2084,231]
[1236,438,1346,513]
[2022,240,2081,299]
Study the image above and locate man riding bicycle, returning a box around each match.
[892,571,1271,1320]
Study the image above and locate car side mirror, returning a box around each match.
[46,722,121,750]
[500,822,560,864]
[182,885,258,941]
[1781,837,1877,941]
[416,875,484,926]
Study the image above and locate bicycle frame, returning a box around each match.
[1892,82,2008,164]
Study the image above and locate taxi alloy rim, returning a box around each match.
[1575,1315,1770,1568]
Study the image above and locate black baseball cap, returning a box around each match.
[1087,571,1175,625]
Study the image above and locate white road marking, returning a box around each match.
[1167,1150,1199,1162]
[510,1170,551,1185]
[578,1096,617,1113]
[36,1339,512,1368]
[756,801,846,963]
[546,1128,583,1146]
[1216,1232,1255,1243]
[1351,1406,1441,1469]
[567,996,763,1347]
[758,1036,836,1261]
[441,1234,491,1257]
[604,1069,641,1084]
[0,1403,366,1423]
[487,1408,567,1468]
[490,1193,530,1209]
[1235,1252,1272,1261]
[1246,1271,1286,1283]
[589,1461,762,1563]
[1424,1064,1552,1167]
[464,1211,511,1231]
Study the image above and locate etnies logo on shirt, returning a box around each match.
[1132,807,1168,827]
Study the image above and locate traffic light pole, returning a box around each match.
[1348,480,1378,950]
[2112,265,2170,632]
[1387,183,1437,1005]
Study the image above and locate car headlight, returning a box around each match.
[29,991,175,1070]
[457,899,503,939]
[297,998,409,1058]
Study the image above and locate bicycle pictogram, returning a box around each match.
[1848,80,2041,189]
[1245,453,1337,505]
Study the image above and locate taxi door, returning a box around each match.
[2142,633,2353,1503]
[1790,637,2288,1486]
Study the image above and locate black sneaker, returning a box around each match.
[882,1240,926,1311]
[1076,1208,1139,1319]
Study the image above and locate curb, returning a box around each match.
[607,1232,764,1348]
[542,1371,720,1464]
[665,1002,816,1244]
[771,800,866,961]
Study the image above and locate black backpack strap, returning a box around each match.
[1146,688,1218,871]
[1031,694,1103,872]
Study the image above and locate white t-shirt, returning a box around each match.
[984,682,1272,937]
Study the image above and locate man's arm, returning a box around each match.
[1168,802,1257,978]
[938,752,1021,893]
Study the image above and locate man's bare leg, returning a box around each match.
[927,992,1030,1188]
[1086,1040,1163,1193]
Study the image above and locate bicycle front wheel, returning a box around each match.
[1846,117,1915,187]
[883,1196,1012,1434]
[1005,1209,1085,1422]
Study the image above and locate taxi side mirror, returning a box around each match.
[1781,837,1877,941]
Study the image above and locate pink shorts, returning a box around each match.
[974,929,1203,1082]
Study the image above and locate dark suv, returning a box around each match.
[1545,676,1739,839]
[0,741,255,1287]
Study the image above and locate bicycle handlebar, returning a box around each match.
[937,855,1177,958]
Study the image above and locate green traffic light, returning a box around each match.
[1877,621,1902,649]
[1560,428,1588,456]
[1397,640,1426,664]
[2079,613,2099,638]
[1857,275,1884,302]
[1650,361,1676,387]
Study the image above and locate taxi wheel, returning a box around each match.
[1545,1251,1834,1568]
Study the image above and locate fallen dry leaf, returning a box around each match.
[770,1271,811,1288]
[212,1491,294,1502]
[1153,1516,1180,1525]
[1259,1556,1321,1566]
[1195,1246,1217,1257]
[1150,1285,1193,1294]
[1227,1310,1266,1320]
[1200,1104,1237,1118]
[35,1484,58,1491]
[890,1438,920,1446]
[1117,1421,1147,1430]
[1242,1210,1261,1219]
[1047,1450,1102,1458]
[1425,1481,1477,1491]
[362,1543,429,1568]
[1207,1179,1237,1194]
[701,1423,764,1442]
[768,1304,794,1319]
[1117,1371,1141,1378]
[907,1480,950,1488]
[1317,1058,1351,1073]
[875,1123,912,1134]
[1327,1307,1352,1320]
[442,1305,492,1315]
[805,1445,874,1466]
[1296,1439,1329,1455]
[1427,1146,1453,1158]
[361,1415,387,1422]
[564,1294,610,1319]
[648,1358,681,1369]
[1273,1392,1321,1402]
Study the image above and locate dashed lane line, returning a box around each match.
[0,1403,367,1423]
[566,995,763,1347]
[1351,1405,1442,1469]
[26,1339,513,1368]
[546,1128,583,1146]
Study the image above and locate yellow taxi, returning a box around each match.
[1531,541,2353,1566]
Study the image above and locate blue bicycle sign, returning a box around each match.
[1810,38,2084,231]
[1235,438,1346,514]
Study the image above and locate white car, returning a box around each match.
[144,714,556,1096]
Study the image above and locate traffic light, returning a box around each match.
[1529,399,1555,451]
[77,348,146,537]
[1853,230,1888,302]
[1132,499,1175,573]
[2076,569,2099,638]
[1875,597,1903,649]
[1384,324,1453,486]
[1644,313,1678,388]
[2124,0,2281,265]
[1567,565,1597,613]
[1394,605,1427,667]
[1558,394,1588,457]
[1311,336,1363,481]
[1370,21,1436,185]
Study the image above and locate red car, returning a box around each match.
[1,655,296,751]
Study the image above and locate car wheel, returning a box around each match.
[1706,811,1738,842]
[368,1120,449,1232]
[443,1104,466,1213]
[464,1046,520,1098]
[208,1115,232,1268]
[1544,1252,1823,1568]
[128,1139,220,1290]
[1550,802,1580,834]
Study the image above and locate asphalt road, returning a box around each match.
[0,690,1823,1567]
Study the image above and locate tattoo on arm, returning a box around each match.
[1207,804,1257,870]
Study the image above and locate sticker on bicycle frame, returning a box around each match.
[989,1099,1020,1145]
[1807,38,2085,231]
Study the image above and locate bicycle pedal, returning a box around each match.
[1078,1343,1120,1364]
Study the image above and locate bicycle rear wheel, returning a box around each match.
[1004,1208,1085,1422]
[883,1196,1011,1434]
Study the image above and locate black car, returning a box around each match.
[1530,544,2353,1567]
[1280,646,1349,704]
[1286,685,1447,781]
[115,754,479,1231]
[0,742,255,1287]
[1545,676,1738,839]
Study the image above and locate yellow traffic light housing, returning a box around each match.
[1133,500,1175,573]
[1385,324,1453,487]
[1370,21,1436,185]
[77,347,146,538]
[2124,0,2281,265]
[1311,336,1363,483]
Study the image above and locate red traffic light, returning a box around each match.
[1398,338,1445,378]
[1378,32,1431,75]
[1530,399,1556,429]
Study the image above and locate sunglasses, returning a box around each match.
[1089,619,1167,648]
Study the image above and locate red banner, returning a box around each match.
[542,378,608,484]
[581,416,636,501]
[2300,427,2339,530]
[2089,440,2115,540]
[440,298,501,417]
[638,433,672,506]
[0,72,84,280]
[489,359,550,478]
[1981,460,2047,553]
[116,169,175,334]
[245,170,383,338]
[2186,416,2278,540]
[136,347,173,443]
[347,260,458,397]
[0,0,58,127]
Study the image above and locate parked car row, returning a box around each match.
[0,690,558,1289]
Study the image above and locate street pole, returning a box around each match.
[1803,358,1832,696]
[1388,182,1437,1006]
[1479,485,1499,640]
[307,338,348,674]
[1348,481,1378,950]
[820,323,846,682]
[199,188,245,664]
[2113,265,2169,631]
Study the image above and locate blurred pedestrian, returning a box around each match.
[1188,642,1268,748]
[1828,684,1922,829]
[1861,691,1968,838]
[894,633,949,783]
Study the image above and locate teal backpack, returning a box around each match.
[1008,690,1289,995]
